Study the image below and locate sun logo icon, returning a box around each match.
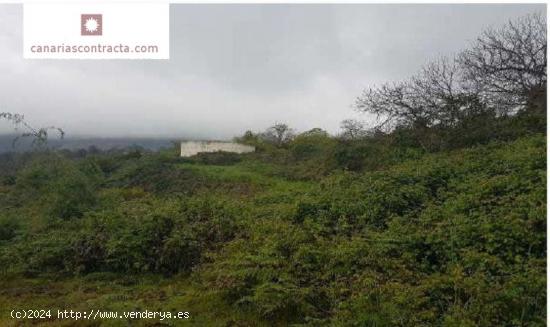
[85,18,99,33]
[81,14,102,36]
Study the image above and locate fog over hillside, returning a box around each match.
[0,4,544,138]
[0,134,178,153]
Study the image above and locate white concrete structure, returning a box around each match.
[180,141,255,157]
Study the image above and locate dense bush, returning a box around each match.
[14,154,98,219]
[190,151,244,165]
[200,134,546,325]
[0,132,545,326]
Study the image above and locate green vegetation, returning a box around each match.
[0,126,545,325]
[0,12,546,326]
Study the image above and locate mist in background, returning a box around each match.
[0,4,545,140]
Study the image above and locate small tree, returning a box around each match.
[261,123,295,146]
[339,119,367,140]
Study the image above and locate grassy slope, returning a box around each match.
[0,134,545,326]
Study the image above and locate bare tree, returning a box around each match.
[339,119,367,140]
[356,58,481,131]
[411,58,486,127]
[357,13,546,132]
[458,13,546,113]
[0,112,65,148]
[355,81,418,131]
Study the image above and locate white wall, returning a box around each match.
[180,141,255,157]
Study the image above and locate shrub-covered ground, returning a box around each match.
[0,133,546,326]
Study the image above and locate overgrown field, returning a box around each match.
[0,133,545,326]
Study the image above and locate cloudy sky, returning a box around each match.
[0,4,545,139]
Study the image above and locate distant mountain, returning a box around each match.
[0,134,178,153]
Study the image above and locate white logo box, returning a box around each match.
[24,3,169,59]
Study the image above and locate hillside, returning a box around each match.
[0,134,176,154]
[0,133,545,326]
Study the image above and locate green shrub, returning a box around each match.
[0,215,19,242]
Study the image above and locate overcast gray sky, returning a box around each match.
[0,4,545,139]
